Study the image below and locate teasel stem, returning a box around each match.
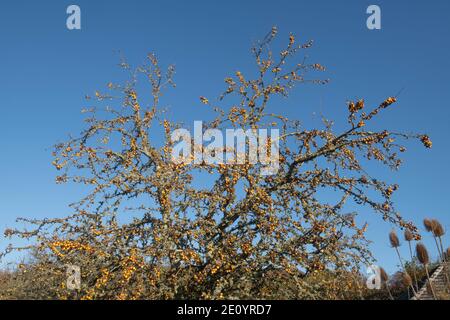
[439,237,445,261]
[424,265,437,300]
[416,242,437,300]
[431,220,450,292]
[386,283,394,300]
[404,229,419,291]
[394,246,418,298]
[431,219,445,261]
[407,240,419,291]
[390,230,418,298]
[433,235,443,261]
[380,267,394,300]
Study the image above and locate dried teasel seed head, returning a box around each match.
[423,218,433,232]
[379,267,389,283]
[389,230,400,248]
[416,243,430,265]
[431,219,445,237]
[404,229,414,242]
[401,272,412,287]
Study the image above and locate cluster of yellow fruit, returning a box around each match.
[227,106,249,124]
[309,260,326,273]
[128,90,137,101]
[420,135,432,148]
[120,250,145,284]
[312,221,327,234]
[289,34,295,45]
[199,96,209,105]
[348,99,364,113]
[312,63,326,71]
[251,186,273,207]
[235,71,246,84]
[81,268,111,300]
[49,240,95,258]
[362,97,397,121]
[178,249,202,265]
[380,96,397,108]
[241,241,253,256]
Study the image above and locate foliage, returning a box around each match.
[1,28,431,300]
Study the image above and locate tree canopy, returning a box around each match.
[2,27,431,299]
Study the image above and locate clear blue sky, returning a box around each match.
[0,0,449,274]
